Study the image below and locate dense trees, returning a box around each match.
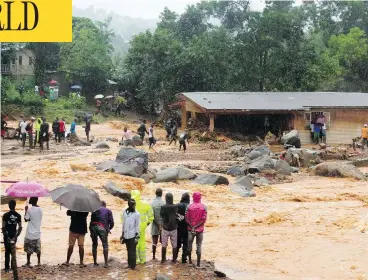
[122,0,368,113]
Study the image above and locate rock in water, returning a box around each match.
[248,155,276,173]
[116,147,148,173]
[253,145,271,156]
[285,148,320,167]
[140,174,151,183]
[227,165,247,177]
[105,136,119,142]
[214,270,227,278]
[246,151,263,161]
[103,181,131,200]
[281,130,301,148]
[132,135,143,146]
[114,161,145,178]
[154,167,197,183]
[230,176,255,197]
[156,274,171,280]
[315,162,366,180]
[95,142,110,149]
[96,160,117,171]
[253,177,270,187]
[193,174,229,185]
[275,160,293,175]
[123,139,135,147]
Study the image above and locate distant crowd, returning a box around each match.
[2,189,207,271]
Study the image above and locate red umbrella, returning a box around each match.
[5,181,49,198]
[48,79,59,86]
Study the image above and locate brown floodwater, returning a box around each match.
[1,121,368,280]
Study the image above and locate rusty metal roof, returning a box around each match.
[181,92,368,111]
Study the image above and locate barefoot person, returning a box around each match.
[63,210,89,267]
[52,117,60,143]
[130,190,153,265]
[90,201,114,268]
[151,188,165,260]
[179,130,189,152]
[186,192,207,267]
[176,192,190,263]
[121,199,140,270]
[85,116,91,142]
[2,200,22,272]
[137,120,148,142]
[148,124,156,149]
[24,197,43,267]
[40,117,50,150]
[160,193,178,263]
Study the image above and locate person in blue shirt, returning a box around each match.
[70,118,77,134]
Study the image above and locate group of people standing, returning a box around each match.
[310,113,327,144]
[17,115,50,150]
[2,189,207,273]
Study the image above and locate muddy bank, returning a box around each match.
[0,260,230,280]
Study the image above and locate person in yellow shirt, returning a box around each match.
[33,117,42,148]
[362,124,368,150]
[130,190,153,264]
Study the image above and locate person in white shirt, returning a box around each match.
[121,199,140,270]
[122,127,135,147]
[24,197,43,267]
[148,124,156,149]
[18,115,25,141]
[21,120,29,148]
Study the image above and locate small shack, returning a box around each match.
[178,92,368,144]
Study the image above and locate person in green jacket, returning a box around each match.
[130,190,153,264]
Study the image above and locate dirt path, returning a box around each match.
[1,122,368,280]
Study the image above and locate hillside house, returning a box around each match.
[177,92,368,144]
[1,48,35,80]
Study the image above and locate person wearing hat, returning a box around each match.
[362,124,368,150]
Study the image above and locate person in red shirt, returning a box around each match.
[59,118,66,142]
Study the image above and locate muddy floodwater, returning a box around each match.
[1,121,368,280]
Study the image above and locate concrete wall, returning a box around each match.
[294,109,367,144]
[10,49,35,79]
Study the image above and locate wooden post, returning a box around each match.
[181,106,187,129]
[191,112,196,119]
[209,114,215,132]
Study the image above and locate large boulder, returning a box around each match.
[103,181,131,200]
[248,155,276,173]
[281,130,301,148]
[96,160,117,171]
[114,161,145,177]
[275,160,293,175]
[116,147,148,173]
[253,145,271,156]
[246,151,263,161]
[227,165,247,177]
[254,177,270,187]
[193,174,229,185]
[132,135,143,146]
[315,162,366,180]
[351,157,368,167]
[230,176,256,197]
[285,148,320,167]
[229,145,251,157]
[154,167,197,183]
[95,142,110,149]
[123,139,135,147]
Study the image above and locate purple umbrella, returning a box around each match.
[5,181,49,197]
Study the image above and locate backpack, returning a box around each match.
[25,122,31,132]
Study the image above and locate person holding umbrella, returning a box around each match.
[63,210,89,267]
[24,197,43,267]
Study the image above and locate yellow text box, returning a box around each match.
[0,0,72,42]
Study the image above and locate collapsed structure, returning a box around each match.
[173,92,368,144]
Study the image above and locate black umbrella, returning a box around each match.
[50,184,101,212]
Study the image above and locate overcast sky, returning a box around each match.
[73,0,266,19]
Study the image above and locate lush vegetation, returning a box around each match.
[120,1,368,113]
[2,1,368,116]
